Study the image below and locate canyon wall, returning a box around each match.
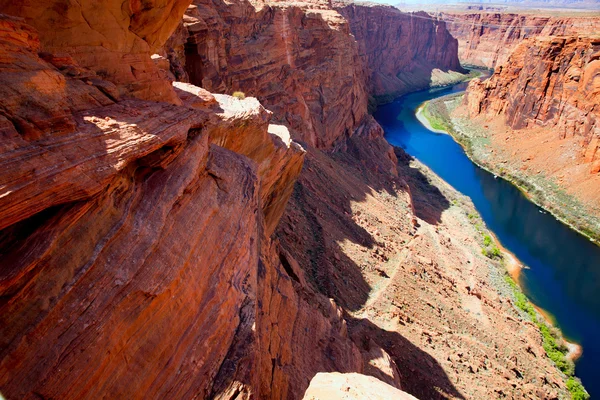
[175,0,369,148]
[337,5,465,98]
[465,35,600,173]
[0,6,395,399]
[442,12,600,68]
[171,0,465,148]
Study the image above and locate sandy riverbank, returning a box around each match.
[415,104,447,134]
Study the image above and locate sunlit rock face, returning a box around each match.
[173,0,369,149]
[0,0,192,103]
[336,4,466,99]
[442,12,600,69]
[465,35,600,173]
[166,0,464,148]
[302,372,418,400]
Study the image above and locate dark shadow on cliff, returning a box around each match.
[276,129,451,312]
[274,121,461,397]
[395,147,450,225]
[348,316,466,400]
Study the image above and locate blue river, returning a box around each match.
[374,78,600,398]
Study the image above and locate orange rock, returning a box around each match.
[167,0,462,148]
[0,0,191,103]
[443,12,600,69]
[302,372,418,400]
[177,0,369,148]
[465,35,600,173]
[338,5,465,98]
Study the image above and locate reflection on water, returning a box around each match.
[374,80,600,398]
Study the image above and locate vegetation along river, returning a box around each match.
[374,76,600,398]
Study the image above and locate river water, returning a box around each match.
[374,79,600,398]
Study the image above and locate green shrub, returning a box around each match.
[503,275,589,398]
[483,235,492,246]
[481,246,501,260]
[232,91,246,99]
[567,378,590,400]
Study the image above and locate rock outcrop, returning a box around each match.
[441,12,600,68]
[465,35,600,173]
[0,8,388,400]
[175,0,369,148]
[337,5,465,98]
[0,0,191,103]
[303,372,418,400]
[169,0,466,148]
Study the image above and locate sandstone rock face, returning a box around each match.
[178,0,369,148]
[171,0,464,148]
[337,5,465,98]
[302,372,418,400]
[465,35,600,172]
[442,12,600,68]
[0,8,378,400]
[0,0,193,103]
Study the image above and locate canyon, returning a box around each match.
[448,28,600,240]
[0,0,587,399]
[441,11,600,69]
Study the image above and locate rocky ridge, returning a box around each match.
[441,12,600,69]
[167,0,465,148]
[465,35,600,176]
[0,6,378,400]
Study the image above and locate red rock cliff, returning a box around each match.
[170,0,465,148]
[0,6,392,399]
[337,5,465,98]
[176,0,369,148]
[465,35,600,173]
[441,12,600,68]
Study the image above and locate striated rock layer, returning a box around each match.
[337,4,466,99]
[465,35,600,174]
[176,0,369,148]
[0,9,385,400]
[0,0,193,103]
[441,12,600,69]
[169,0,465,148]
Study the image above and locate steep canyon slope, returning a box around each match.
[459,35,600,238]
[0,0,576,399]
[0,4,379,399]
[167,0,464,148]
[441,11,600,69]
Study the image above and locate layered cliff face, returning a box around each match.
[466,35,600,173]
[173,0,369,148]
[451,34,600,239]
[0,8,392,400]
[442,12,600,68]
[337,5,466,99]
[0,0,193,103]
[169,0,466,148]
